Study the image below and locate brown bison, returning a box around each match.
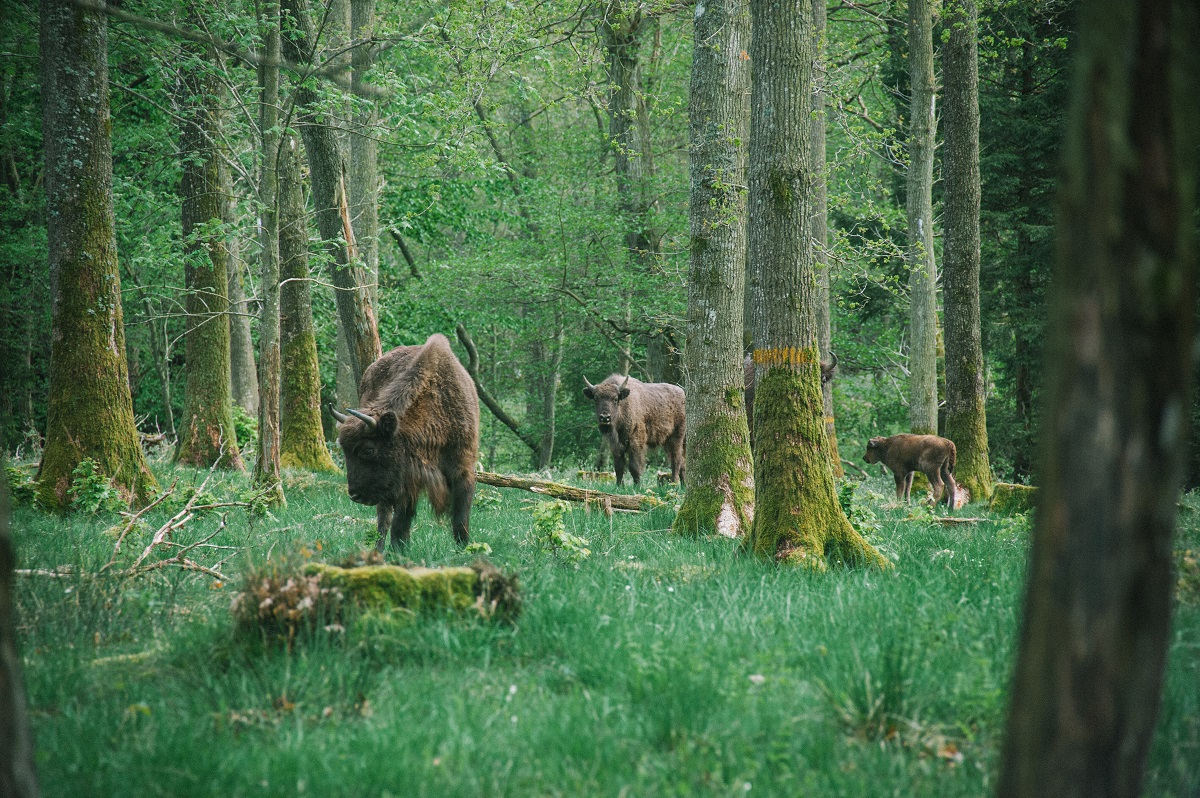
[862,433,957,507]
[744,351,837,439]
[583,374,685,486]
[330,333,479,550]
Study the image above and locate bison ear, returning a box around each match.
[618,388,631,401]
[377,411,398,437]
[583,386,595,400]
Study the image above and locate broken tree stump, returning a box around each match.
[475,471,665,512]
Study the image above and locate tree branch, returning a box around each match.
[455,324,542,455]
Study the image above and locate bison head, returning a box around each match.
[863,436,886,464]
[583,375,631,432]
[331,406,400,505]
[820,351,838,384]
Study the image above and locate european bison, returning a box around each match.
[331,333,479,550]
[744,351,838,439]
[862,433,957,507]
[582,374,685,486]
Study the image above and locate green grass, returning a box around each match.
[9,463,1200,797]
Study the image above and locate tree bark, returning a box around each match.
[175,36,243,470]
[998,1,1199,795]
[812,0,841,477]
[906,0,938,437]
[672,0,754,538]
[476,471,664,512]
[941,0,992,502]
[349,0,378,304]
[226,200,259,418]
[0,459,39,797]
[253,2,285,505]
[746,0,887,569]
[279,134,337,472]
[36,0,156,509]
[281,0,382,397]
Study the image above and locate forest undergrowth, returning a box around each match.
[8,455,1199,797]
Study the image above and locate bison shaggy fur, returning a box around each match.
[334,333,479,550]
[863,433,957,507]
[583,374,685,486]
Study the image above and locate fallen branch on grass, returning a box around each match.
[476,471,665,513]
[15,567,75,578]
[931,517,986,526]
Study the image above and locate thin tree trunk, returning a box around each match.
[812,0,841,477]
[281,0,382,397]
[672,0,754,538]
[254,2,285,505]
[279,134,337,472]
[226,200,259,417]
[349,0,378,304]
[746,0,886,569]
[175,36,243,470]
[36,0,155,509]
[998,0,1198,795]
[942,0,992,502]
[906,0,938,436]
[0,459,39,797]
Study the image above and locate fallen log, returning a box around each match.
[932,517,986,526]
[475,471,665,513]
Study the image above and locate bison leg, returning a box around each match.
[927,470,945,506]
[900,471,915,502]
[628,447,647,486]
[667,437,685,484]
[941,462,958,508]
[386,497,417,550]
[375,504,394,552]
[614,448,627,486]
[450,480,474,546]
[892,470,908,502]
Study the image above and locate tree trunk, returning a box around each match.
[253,3,285,505]
[941,0,992,502]
[906,0,938,437]
[175,37,243,470]
[279,134,337,472]
[349,0,378,305]
[812,0,841,477]
[281,0,382,397]
[746,0,887,569]
[672,0,754,538]
[522,307,563,470]
[226,200,259,418]
[36,0,156,509]
[0,460,39,797]
[998,1,1198,795]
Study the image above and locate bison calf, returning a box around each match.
[331,333,480,550]
[863,433,957,507]
[583,374,685,486]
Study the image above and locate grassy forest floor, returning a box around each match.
[8,456,1200,797]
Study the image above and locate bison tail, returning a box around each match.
[947,444,957,474]
[424,465,450,516]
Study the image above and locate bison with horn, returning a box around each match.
[330,333,480,550]
[582,373,685,486]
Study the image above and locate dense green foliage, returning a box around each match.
[9,458,1199,796]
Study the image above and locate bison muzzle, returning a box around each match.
[331,333,480,550]
[862,433,957,507]
[583,374,685,486]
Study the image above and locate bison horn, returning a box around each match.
[583,376,595,390]
[346,408,378,429]
[827,350,838,368]
[620,374,631,391]
[329,404,350,423]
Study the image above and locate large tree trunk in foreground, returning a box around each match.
[279,135,337,472]
[746,0,886,569]
[906,0,938,437]
[0,461,39,797]
[672,0,754,538]
[998,0,1198,795]
[175,39,243,470]
[281,0,382,397]
[942,0,992,503]
[812,0,840,477]
[253,3,285,505]
[36,0,155,509]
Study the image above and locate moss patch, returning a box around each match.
[989,483,1037,515]
[672,412,754,537]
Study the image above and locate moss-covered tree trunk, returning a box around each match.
[812,0,841,477]
[906,0,938,437]
[998,0,1199,794]
[281,0,382,397]
[253,4,285,505]
[746,0,886,569]
[279,135,337,472]
[941,0,992,502]
[175,38,243,470]
[672,0,754,537]
[35,0,155,509]
[0,461,39,796]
